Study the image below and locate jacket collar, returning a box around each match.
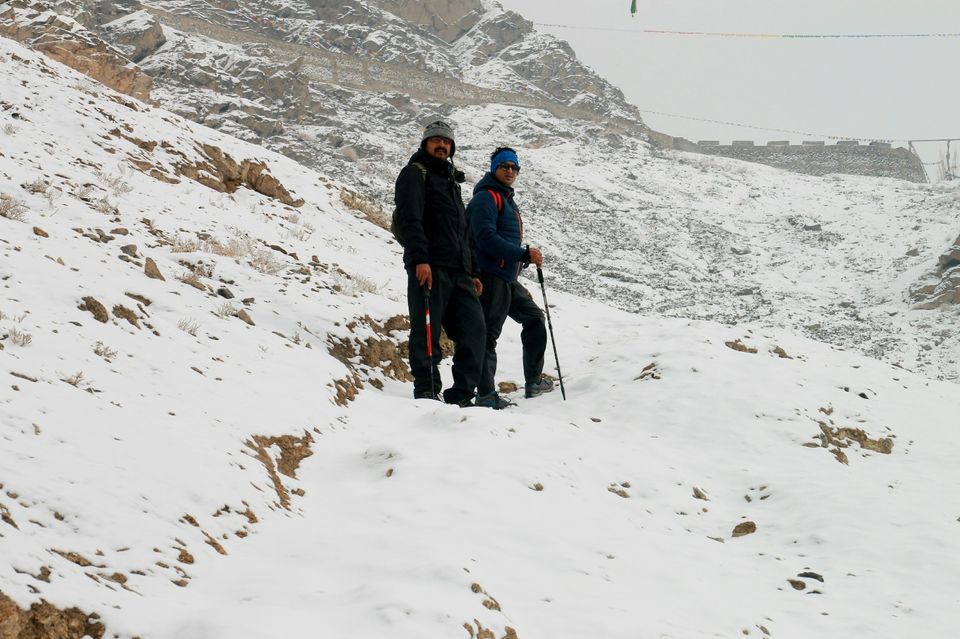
[473,171,514,197]
[411,149,454,175]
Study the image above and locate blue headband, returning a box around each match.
[490,149,520,174]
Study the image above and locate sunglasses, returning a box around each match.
[497,163,521,173]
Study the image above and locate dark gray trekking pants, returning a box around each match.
[407,266,484,402]
[477,272,547,397]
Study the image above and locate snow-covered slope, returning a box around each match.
[3,36,960,639]
[48,0,956,380]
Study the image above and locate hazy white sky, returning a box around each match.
[500,0,960,173]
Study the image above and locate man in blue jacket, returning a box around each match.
[394,120,484,406]
[467,147,554,409]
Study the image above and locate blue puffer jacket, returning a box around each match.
[467,172,527,283]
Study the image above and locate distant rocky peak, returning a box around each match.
[365,0,484,42]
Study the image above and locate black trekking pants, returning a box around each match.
[407,266,485,402]
[477,272,547,397]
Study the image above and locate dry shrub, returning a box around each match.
[0,194,28,221]
[93,197,116,215]
[249,249,284,275]
[22,178,49,194]
[8,327,32,346]
[177,318,200,336]
[94,341,117,359]
[177,271,205,290]
[334,272,381,296]
[171,235,202,253]
[214,302,238,319]
[206,236,249,258]
[60,371,87,387]
[340,189,389,230]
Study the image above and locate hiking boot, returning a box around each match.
[413,390,441,401]
[442,388,474,407]
[476,392,514,410]
[524,376,555,398]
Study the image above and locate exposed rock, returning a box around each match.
[0,4,153,102]
[236,309,254,325]
[0,592,106,639]
[120,244,138,257]
[814,422,894,457]
[144,257,164,280]
[32,226,49,237]
[245,431,314,509]
[725,339,757,354]
[176,144,304,207]
[732,521,757,537]
[216,287,234,299]
[911,234,960,309]
[100,10,167,63]
[79,296,108,323]
[112,304,140,328]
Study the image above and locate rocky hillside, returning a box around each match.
[3,0,960,383]
[3,36,960,639]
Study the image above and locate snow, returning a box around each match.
[2,30,960,639]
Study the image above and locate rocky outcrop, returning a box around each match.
[370,0,484,42]
[0,592,106,639]
[0,3,152,102]
[910,234,960,309]
[100,10,166,62]
[176,143,305,207]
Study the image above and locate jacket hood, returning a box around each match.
[473,172,514,197]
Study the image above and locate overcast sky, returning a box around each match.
[500,0,960,175]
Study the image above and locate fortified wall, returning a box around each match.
[648,132,927,183]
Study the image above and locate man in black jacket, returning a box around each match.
[394,120,484,405]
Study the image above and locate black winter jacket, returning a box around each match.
[394,150,475,274]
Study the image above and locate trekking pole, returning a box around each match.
[536,267,566,400]
[423,285,435,397]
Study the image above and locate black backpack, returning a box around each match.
[391,162,426,246]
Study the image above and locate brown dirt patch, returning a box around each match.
[327,314,414,405]
[0,592,106,639]
[725,339,757,354]
[245,431,314,509]
[811,421,894,464]
[79,297,108,323]
[112,305,140,328]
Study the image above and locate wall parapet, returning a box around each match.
[655,134,926,183]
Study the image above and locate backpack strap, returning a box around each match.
[485,188,503,215]
[411,162,427,182]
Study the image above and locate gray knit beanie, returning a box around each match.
[421,119,456,157]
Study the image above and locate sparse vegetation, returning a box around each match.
[0,194,28,221]
[340,189,389,230]
[60,371,88,387]
[75,184,95,200]
[177,318,200,336]
[2,123,15,135]
[23,178,49,194]
[249,249,284,275]
[214,302,238,319]
[206,237,249,258]
[94,341,117,359]
[335,271,381,296]
[171,235,202,253]
[100,169,134,197]
[177,271,205,290]
[7,327,32,346]
[93,196,116,215]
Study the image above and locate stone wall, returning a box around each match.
[652,134,927,183]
